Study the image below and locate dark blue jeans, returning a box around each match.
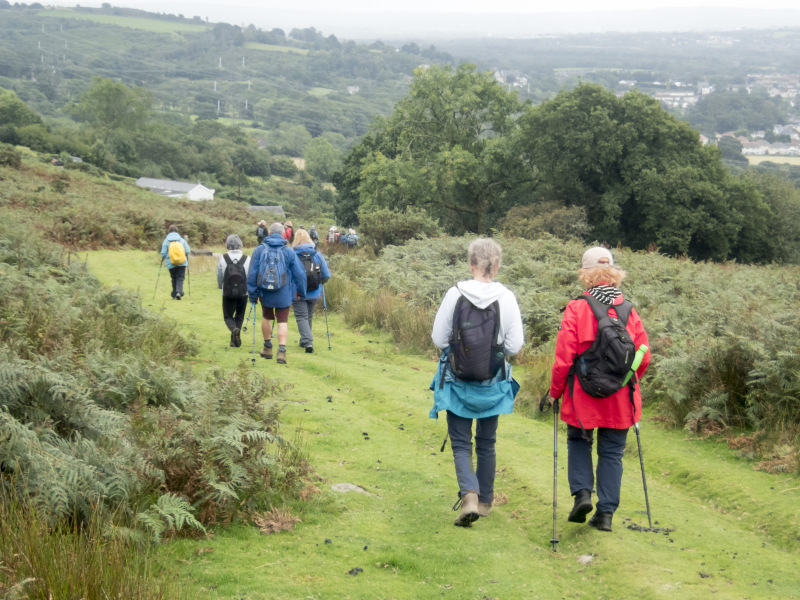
[566,424,629,514]
[446,411,498,505]
[169,265,186,298]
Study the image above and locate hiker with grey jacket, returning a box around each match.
[216,234,251,348]
[429,238,524,527]
[160,225,190,300]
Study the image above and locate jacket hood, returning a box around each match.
[265,233,287,248]
[294,243,316,252]
[165,232,182,241]
[455,279,509,309]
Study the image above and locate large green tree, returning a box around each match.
[336,64,528,234]
[517,84,768,261]
[67,76,153,134]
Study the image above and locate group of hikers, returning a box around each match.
[160,221,331,363]
[161,226,650,534]
[430,239,650,533]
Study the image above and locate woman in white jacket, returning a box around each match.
[216,234,251,347]
[430,238,524,527]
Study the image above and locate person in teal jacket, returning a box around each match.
[159,225,190,300]
[290,228,331,353]
[429,238,524,527]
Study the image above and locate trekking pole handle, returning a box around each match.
[622,345,649,386]
[539,391,559,414]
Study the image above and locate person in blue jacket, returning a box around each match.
[430,238,524,527]
[290,228,331,353]
[160,225,190,300]
[247,222,307,365]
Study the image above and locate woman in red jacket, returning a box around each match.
[549,247,650,532]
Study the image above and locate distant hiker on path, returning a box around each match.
[256,220,267,245]
[430,238,524,527]
[247,222,307,365]
[217,234,251,348]
[291,228,331,353]
[160,225,190,300]
[309,225,319,246]
[548,246,650,533]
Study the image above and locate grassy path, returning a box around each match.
[88,249,799,600]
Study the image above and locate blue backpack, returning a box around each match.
[257,247,288,291]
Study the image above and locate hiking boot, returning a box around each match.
[260,346,273,359]
[454,493,480,527]
[276,350,287,365]
[232,327,241,347]
[588,511,613,532]
[568,489,593,523]
[478,501,493,517]
[305,346,314,354]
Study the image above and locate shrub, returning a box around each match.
[357,206,441,251]
[495,201,591,242]
[0,144,22,168]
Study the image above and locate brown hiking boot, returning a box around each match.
[260,346,273,359]
[478,501,493,517]
[276,349,287,365]
[454,493,480,527]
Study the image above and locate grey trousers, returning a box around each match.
[446,410,498,505]
[566,424,629,514]
[292,297,317,348]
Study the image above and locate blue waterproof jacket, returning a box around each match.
[160,232,190,268]
[247,234,307,307]
[291,243,331,301]
[429,349,520,420]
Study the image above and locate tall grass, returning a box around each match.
[0,486,180,600]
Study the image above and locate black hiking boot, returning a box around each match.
[568,489,593,523]
[232,327,241,347]
[305,346,314,353]
[588,511,613,532]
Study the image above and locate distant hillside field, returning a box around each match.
[243,42,309,55]
[37,9,210,34]
[748,155,800,166]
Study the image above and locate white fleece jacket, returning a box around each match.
[431,279,524,356]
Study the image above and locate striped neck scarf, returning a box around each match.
[586,284,622,305]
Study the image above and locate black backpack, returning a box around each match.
[298,250,322,292]
[569,294,636,399]
[448,291,505,382]
[222,253,248,298]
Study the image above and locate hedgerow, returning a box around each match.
[328,234,800,465]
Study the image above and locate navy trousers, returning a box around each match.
[566,424,629,514]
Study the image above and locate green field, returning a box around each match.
[747,155,800,166]
[37,9,209,34]
[308,87,335,97]
[244,42,309,55]
[82,248,800,600]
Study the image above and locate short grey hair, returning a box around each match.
[269,222,285,235]
[225,234,243,250]
[468,238,502,278]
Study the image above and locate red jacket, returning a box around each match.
[550,292,650,430]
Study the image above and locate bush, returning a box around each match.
[357,206,442,251]
[0,144,21,168]
[495,202,591,242]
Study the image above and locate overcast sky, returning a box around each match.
[65,0,800,12]
[43,1,800,37]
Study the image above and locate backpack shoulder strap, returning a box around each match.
[574,293,609,322]
[223,253,233,266]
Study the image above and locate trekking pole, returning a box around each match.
[243,302,252,332]
[321,284,331,350]
[186,260,191,297]
[250,301,257,366]
[153,257,164,299]
[634,421,653,530]
[540,392,559,552]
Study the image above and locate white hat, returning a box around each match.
[581,247,615,269]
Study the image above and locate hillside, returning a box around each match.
[1,150,799,598]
